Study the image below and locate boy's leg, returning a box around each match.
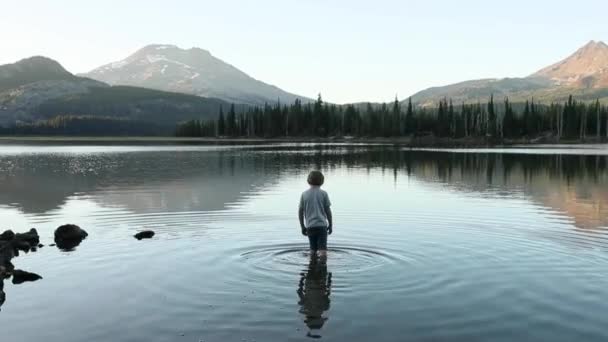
[307,228,319,256]
[317,227,328,258]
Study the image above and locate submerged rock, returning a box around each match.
[54,224,88,250]
[12,270,42,285]
[55,239,85,251]
[134,230,155,240]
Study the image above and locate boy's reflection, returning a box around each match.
[297,258,332,338]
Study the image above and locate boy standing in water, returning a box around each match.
[299,171,333,258]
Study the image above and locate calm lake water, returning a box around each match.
[1,143,608,341]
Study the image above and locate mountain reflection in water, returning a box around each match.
[0,145,606,230]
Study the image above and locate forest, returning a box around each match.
[176,95,608,141]
[0,115,166,136]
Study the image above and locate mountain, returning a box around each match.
[82,44,309,106]
[410,40,608,106]
[0,56,80,92]
[0,56,241,131]
[0,57,107,125]
[533,40,608,88]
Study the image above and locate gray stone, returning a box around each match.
[134,230,155,240]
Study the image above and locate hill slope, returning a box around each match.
[533,40,608,88]
[0,56,81,92]
[83,44,309,106]
[0,56,240,130]
[410,40,608,106]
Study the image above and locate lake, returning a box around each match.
[1,143,608,342]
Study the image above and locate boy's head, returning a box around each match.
[307,171,325,186]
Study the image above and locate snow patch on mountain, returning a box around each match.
[145,55,193,69]
[111,60,128,69]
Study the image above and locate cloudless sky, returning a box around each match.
[2,0,607,104]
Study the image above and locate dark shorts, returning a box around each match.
[307,227,328,251]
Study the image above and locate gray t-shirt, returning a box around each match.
[299,187,331,229]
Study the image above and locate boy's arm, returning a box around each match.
[325,192,333,234]
[326,206,333,235]
[299,207,306,235]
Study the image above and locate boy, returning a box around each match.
[299,171,333,258]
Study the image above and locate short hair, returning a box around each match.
[307,171,325,186]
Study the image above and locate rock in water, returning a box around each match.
[0,283,4,309]
[0,230,15,241]
[12,240,31,254]
[54,224,88,250]
[12,270,42,285]
[0,242,15,262]
[56,239,84,250]
[15,228,40,246]
[134,230,155,240]
[55,224,88,241]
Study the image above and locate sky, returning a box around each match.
[1,0,607,104]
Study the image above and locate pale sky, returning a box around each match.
[1,0,607,104]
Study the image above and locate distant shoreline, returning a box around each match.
[0,135,605,147]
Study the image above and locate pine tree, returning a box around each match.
[523,100,531,136]
[487,94,495,137]
[462,102,469,137]
[503,97,515,138]
[218,106,225,136]
[596,99,601,140]
[405,97,414,135]
[448,99,455,137]
[227,104,236,136]
[392,96,401,136]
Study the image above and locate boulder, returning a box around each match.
[12,270,42,285]
[134,230,155,240]
[15,228,39,246]
[54,224,88,241]
[0,230,15,241]
[55,239,85,251]
[54,224,88,250]
[0,284,4,309]
[0,242,15,263]
[12,240,31,254]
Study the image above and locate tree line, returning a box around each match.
[0,115,166,136]
[176,94,608,141]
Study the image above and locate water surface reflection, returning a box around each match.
[1,145,607,230]
[0,144,607,342]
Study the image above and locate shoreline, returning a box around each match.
[0,135,605,147]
